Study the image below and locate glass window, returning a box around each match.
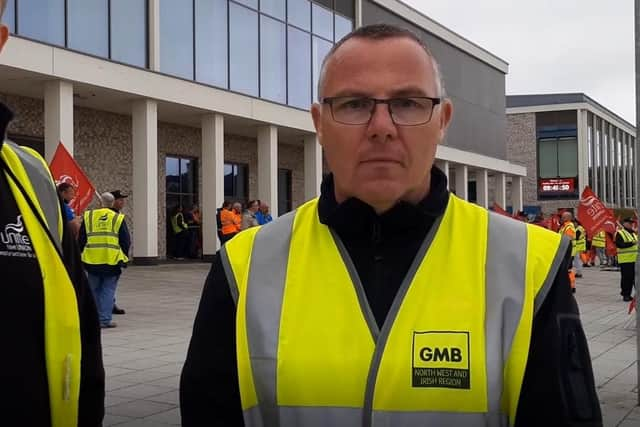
[67,0,109,57]
[312,3,333,40]
[4,0,15,33]
[195,0,228,87]
[288,0,310,31]
[334,14,352,42]
[261,0,285,20]
[166,157,180,193]
[229,3,259,96]
[538,139,557,178]
[160,0,194,79]
[111,0,147,67]
[17,0,65,46]
[557,137,578,177]
[224,163,249,201]
[233,0,258,9]
[278,169,292,214]
[312,36,332,102]
[260,16,286,103]
[287,26,311,109]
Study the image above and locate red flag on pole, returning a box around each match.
[492,202,511,217]
[49,142,95,214]
[577,186,618,236]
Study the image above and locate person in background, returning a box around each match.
[558,211,577,292]
[0,2,105,424]
[241,200,260,230]
[256,201,273,225]
[170,205,189,260]
[574,220,586,277]
[186,204,202,259]
[592,229,607,266]
[109,190,129,315]
[216,201,231,244]
[220,202,242,244]
[615,218,637,302]
[57,182,76,221]
[79,192,130,328]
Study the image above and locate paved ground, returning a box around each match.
[101,262,639,426]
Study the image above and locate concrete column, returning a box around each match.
[599,119,607,202]
[622,136,628,207]
[131,99,158,263]
[44,80,74,161]
[607,124,615,204]
[202,114,224,256]
[495,173,507,208]
[577,109,589,194]
[304,134,322,201]
[148,0,160,71]
[258,125,278,217]
[435,160,449,188]
[475,169,489,209]
[511,175,524,213]
[454,164,468,200]
[355,0,363,27]
[613,128,621,207]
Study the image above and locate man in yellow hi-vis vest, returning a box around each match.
[181,24,601,427]
[79,192,130,328]
[0,2,104,426]
[592,229,608,266]
[615,218,637,302]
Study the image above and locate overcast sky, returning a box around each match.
[402,0,636,124]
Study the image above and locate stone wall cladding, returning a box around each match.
[506,113,537,207]
[1,93,45,138]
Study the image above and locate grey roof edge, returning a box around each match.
[506,93,636,131]
[374,0,509,73]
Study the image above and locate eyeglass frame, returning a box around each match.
[320,96,442,126]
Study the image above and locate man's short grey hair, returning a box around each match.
[317,24,445,101]
[100,192,115,208]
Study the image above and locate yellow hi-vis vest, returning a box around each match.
[81,208,129,266]
[575,225,587,252]
[592,230,606,248]
[559,221,577,256]
[221,194,569,427]
[615,228,638,264]
[0,141,81,427]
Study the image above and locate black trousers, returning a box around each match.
[619,262,635,297]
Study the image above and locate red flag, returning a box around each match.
[577,187,617,236]
[49,142,95,214]
[605,233,617,257]
[492,202,511,217]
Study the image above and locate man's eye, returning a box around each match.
[394,98,420,108]
[341,99,370,109]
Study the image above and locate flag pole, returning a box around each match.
[634,0,640,406]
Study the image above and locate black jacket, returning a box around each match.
[180,168,601,427]
[0,103,105,426]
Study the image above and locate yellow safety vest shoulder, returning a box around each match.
[0,141,81,427]
[592,231,606,248]
[81,208,129,265]
[616,229,638,264]
[559,222,577,255]
[221,194,569,427]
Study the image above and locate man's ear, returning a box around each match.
[311,103,325,146]
[437,99,453,142]
[0,25,9,54]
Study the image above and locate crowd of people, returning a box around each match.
[216,199,272,243]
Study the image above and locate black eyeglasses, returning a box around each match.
[321,96,442,126]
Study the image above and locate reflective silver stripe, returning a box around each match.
[7,141,61,251]
[85,231,119,238]
[485,212,527,425]
[373,410,508,426]
[243,405,264,427]
[245,211,297,426]
[219,246,239,305]
[363,212,445,427]
[534,236,571,316]
[330,229,379,341]
[111,213,119,232]
[279,406,363,426]
[84,243,122,251]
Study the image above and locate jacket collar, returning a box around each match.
[0,102,14,151]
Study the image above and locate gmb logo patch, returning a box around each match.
[412,331,470,389]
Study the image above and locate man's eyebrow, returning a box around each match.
[388,87,430,97]
[324,90,371,98]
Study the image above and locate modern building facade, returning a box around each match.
[0,0,525,262]
[507,93,637,214]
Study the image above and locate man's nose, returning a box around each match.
[366,103,398,142]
